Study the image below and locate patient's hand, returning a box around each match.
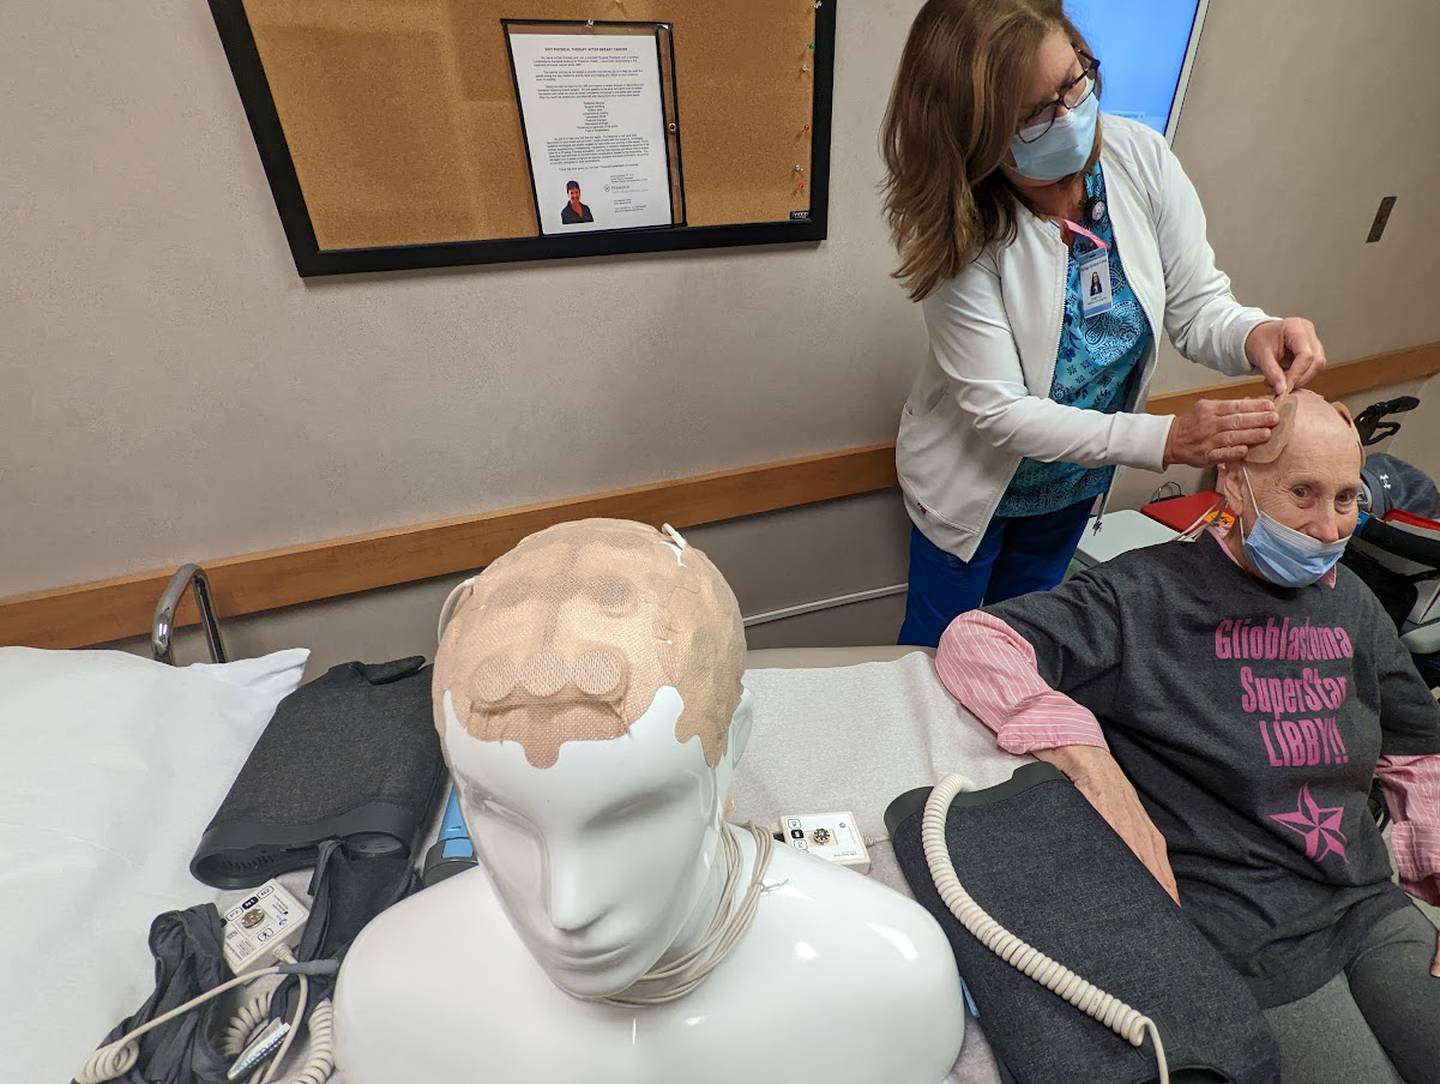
[1033,745,1181,906]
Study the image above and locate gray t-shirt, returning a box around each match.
[986,531,1440,1007]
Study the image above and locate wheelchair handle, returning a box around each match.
[1357,515,1440,568]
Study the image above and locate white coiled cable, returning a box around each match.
[223,981,282,1055]
[273,998,336,1084]
[219,985,336,1084]
[922,773,1169,1084]
[74,963,337,1084]
[74,967,283,1083]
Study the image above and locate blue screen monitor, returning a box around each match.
[1064,0,1207,140]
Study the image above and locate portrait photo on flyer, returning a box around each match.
[505,22,681,237]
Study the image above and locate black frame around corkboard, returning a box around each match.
[208,0,837,277]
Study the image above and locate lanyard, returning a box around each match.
[1062,218,1109,251]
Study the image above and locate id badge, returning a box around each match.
[1079,247,1113,318]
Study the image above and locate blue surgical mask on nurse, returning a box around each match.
[1009,86,1099,182]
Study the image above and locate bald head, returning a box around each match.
[1220,389,1363,551]
[1243,389,1361,474]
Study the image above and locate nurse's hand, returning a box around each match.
[1245,317,1327,395]
[1432,930,1439,977]
[1033,744,1181,906]
[1163,398,1280,466]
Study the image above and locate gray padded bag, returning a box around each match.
[191,657,445,888]
[887,763,1280,1084]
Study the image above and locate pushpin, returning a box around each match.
[793,164,805,173]
[808,43,815,50]
[801,63,810,72]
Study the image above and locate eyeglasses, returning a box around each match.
[1016,53,1099,143]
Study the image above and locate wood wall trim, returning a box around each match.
[1145,341,1440,416]
[4,341,1437,650]
[0,443,899,650]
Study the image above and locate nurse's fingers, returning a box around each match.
[1284,321,1327,389]
[1431,931,1439,978]
[1283,349,1316,390]
[1222,414,1282,437]
[1208,444,1253,463]
[1252,353,1290,395]
[1218,427,1277,449]
[1163,399,1279,468]
[1213,397,1278,420]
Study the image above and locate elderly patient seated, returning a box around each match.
[332,519,965,1084]
[939,390,1440,1084]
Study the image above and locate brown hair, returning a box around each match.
[881,0,1099,300]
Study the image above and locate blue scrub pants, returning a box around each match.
[898,498,1095,648]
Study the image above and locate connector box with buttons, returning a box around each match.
[221,879,309,974]
[777,811,870,874]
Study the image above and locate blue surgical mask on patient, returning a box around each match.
[1008,92,1099,182]
[1240,469,1350,588]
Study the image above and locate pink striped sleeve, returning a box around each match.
[1376,753,1440,907]
[935,610,1109,755]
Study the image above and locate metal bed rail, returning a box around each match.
[151,563,228,665]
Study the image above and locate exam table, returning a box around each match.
[735,645,1013,1084]
[20,560,1015,1084]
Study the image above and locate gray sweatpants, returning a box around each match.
[1262,904,1440,1084]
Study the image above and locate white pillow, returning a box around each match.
[0,646,309,1084]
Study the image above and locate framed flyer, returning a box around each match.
[504,21,685,237]
[207,0,835,275]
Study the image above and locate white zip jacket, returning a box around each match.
[896,116,1273,561]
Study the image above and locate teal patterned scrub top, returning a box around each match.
[994,161,1154,518]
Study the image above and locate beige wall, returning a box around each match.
[1153,0,1440,393]
[5,1,1439,669]
[0,0,927,599]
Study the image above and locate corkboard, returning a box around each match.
[242,0,818,250]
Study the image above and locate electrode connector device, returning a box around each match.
[776,811,870,874]
[221,879,309,975]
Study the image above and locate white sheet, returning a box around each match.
[731,652,1031,1084]
[0,646,309,1084]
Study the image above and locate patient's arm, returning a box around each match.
[1368,609,1440,906]
[937,610,1180,904]
[1375,755,1440,908]
[1366,612,1440,974]
[935,610,1109,755]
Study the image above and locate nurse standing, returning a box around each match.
[883,0,1327,647]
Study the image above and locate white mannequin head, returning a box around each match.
[432,519,749,997]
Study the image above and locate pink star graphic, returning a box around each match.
[1269,784,1347,863]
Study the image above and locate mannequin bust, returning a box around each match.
[333,520,965,1083]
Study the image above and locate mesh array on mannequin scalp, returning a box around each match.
[432,519,746,769]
